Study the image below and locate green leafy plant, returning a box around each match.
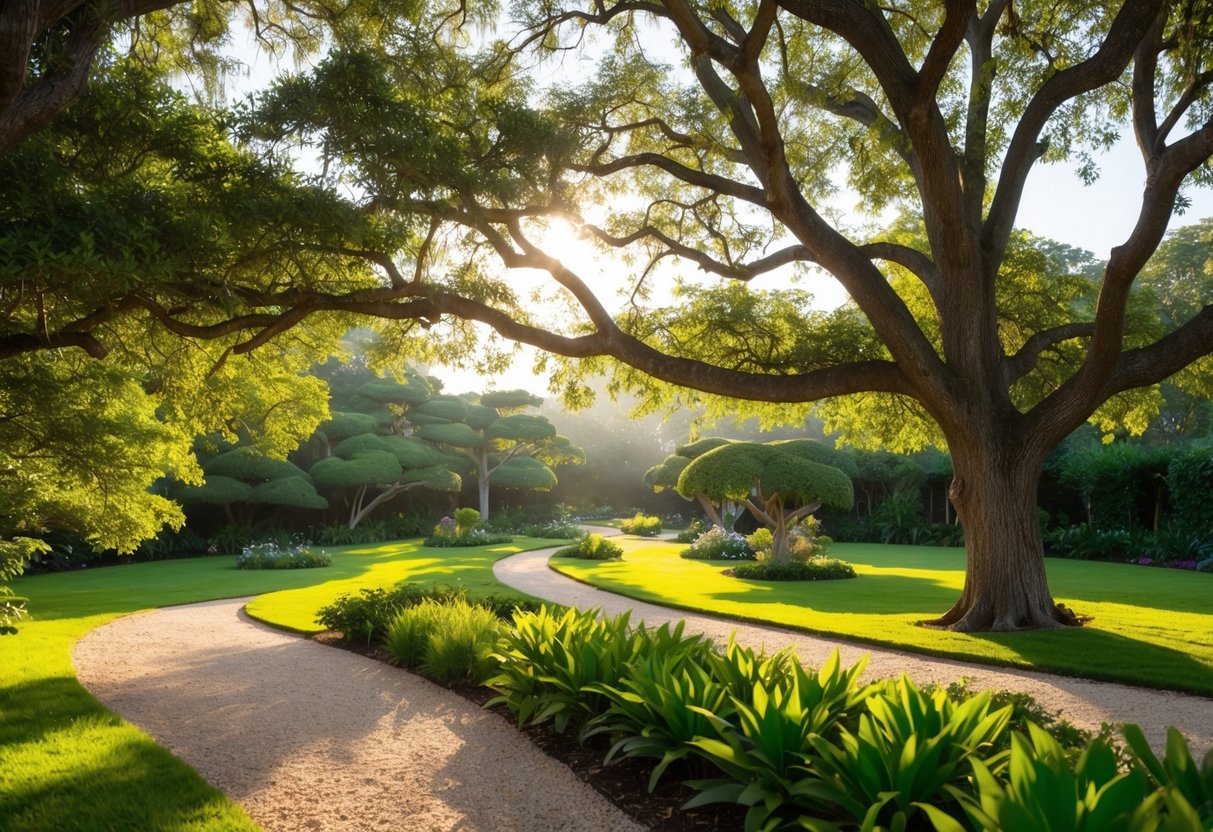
[1123,724,1213,822]
[924,724,1156,832]
[621,513,663,537]
[685,651,873,830]
[554,533,623,560]
[582,624,721,790]
[487,606,637,733]
[804,677,1012,828]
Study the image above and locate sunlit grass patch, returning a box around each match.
[551,540,1213,695]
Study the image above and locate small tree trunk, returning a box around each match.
[696,494,724,527]
[923,439,1081,632]
[477,452,491,520]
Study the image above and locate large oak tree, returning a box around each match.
[5,1,1213,631]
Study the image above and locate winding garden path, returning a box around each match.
[72,534,1212,832]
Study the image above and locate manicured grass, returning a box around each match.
[2,538,549,832]
[551,540,1213,696]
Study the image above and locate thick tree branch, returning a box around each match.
[1003,322,1094,384]
[985,0,1163,263]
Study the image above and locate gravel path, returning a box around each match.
[73,597,646,832]
[493,539,1213,755]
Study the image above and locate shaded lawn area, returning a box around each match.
[551,540,1213,696]
[1,538,549,832]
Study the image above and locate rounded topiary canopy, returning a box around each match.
[772,439,861,480]
[320,412,381,442]
[203,448,311,484]
[677,442,853,510]
[643,455,690,491]
[358,377,431,405]
[412,394,469,423]
[463,403,499,430]
[399,465,461,492]
[177,475,252,505]
[405,411,453,427]
[675,437,733,459]
[416,422,484,448]
[310,451,403,489]
[248,476,329,509]
[480,389,542,410]
[491,456,558,490]
[489,413,557,443]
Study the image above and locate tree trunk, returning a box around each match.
[477,451,491,520]
[923,439,1082,632]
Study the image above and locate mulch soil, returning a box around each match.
[312,631,747,832]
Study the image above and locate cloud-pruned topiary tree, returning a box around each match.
[644,437,734,527]
[178,446,328,526]
[412,389,583,519]
[306,369,465,528]
[677,440,854,562]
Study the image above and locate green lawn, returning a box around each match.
[551,540,1213,696]
[1,538,548,832]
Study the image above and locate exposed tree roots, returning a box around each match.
[919,599,1086,632]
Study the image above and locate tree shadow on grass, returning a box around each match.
[965,625,1213,697]
[0,676,254,832]
[697,569,962,617]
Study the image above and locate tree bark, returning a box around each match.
[477,452,491,520]
[923,437,1082,632]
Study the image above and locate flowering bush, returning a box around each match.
[433,516,457,539]
[1170,559,1199,570]
[554,533,623,561]
[680,526,753,560]
[453,508,483,537]
[235,541,331,570]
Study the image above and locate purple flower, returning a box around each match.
[1132,557,1155,566]
[1170,560,1199,570]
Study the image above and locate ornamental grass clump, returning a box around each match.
[384,598,503,684]
[235,541,330,570]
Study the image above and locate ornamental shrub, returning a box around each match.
[681,526,753,560]
[674,519,705,544]
[728,557,856,581]
[235,541,330,570]
[315,582,543,644]
[423,528,514,547]
[453,507,483,537]
[554,533,623,560]
[522,522,583,539]
[745,528,773,555]
[620,513,662,536]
